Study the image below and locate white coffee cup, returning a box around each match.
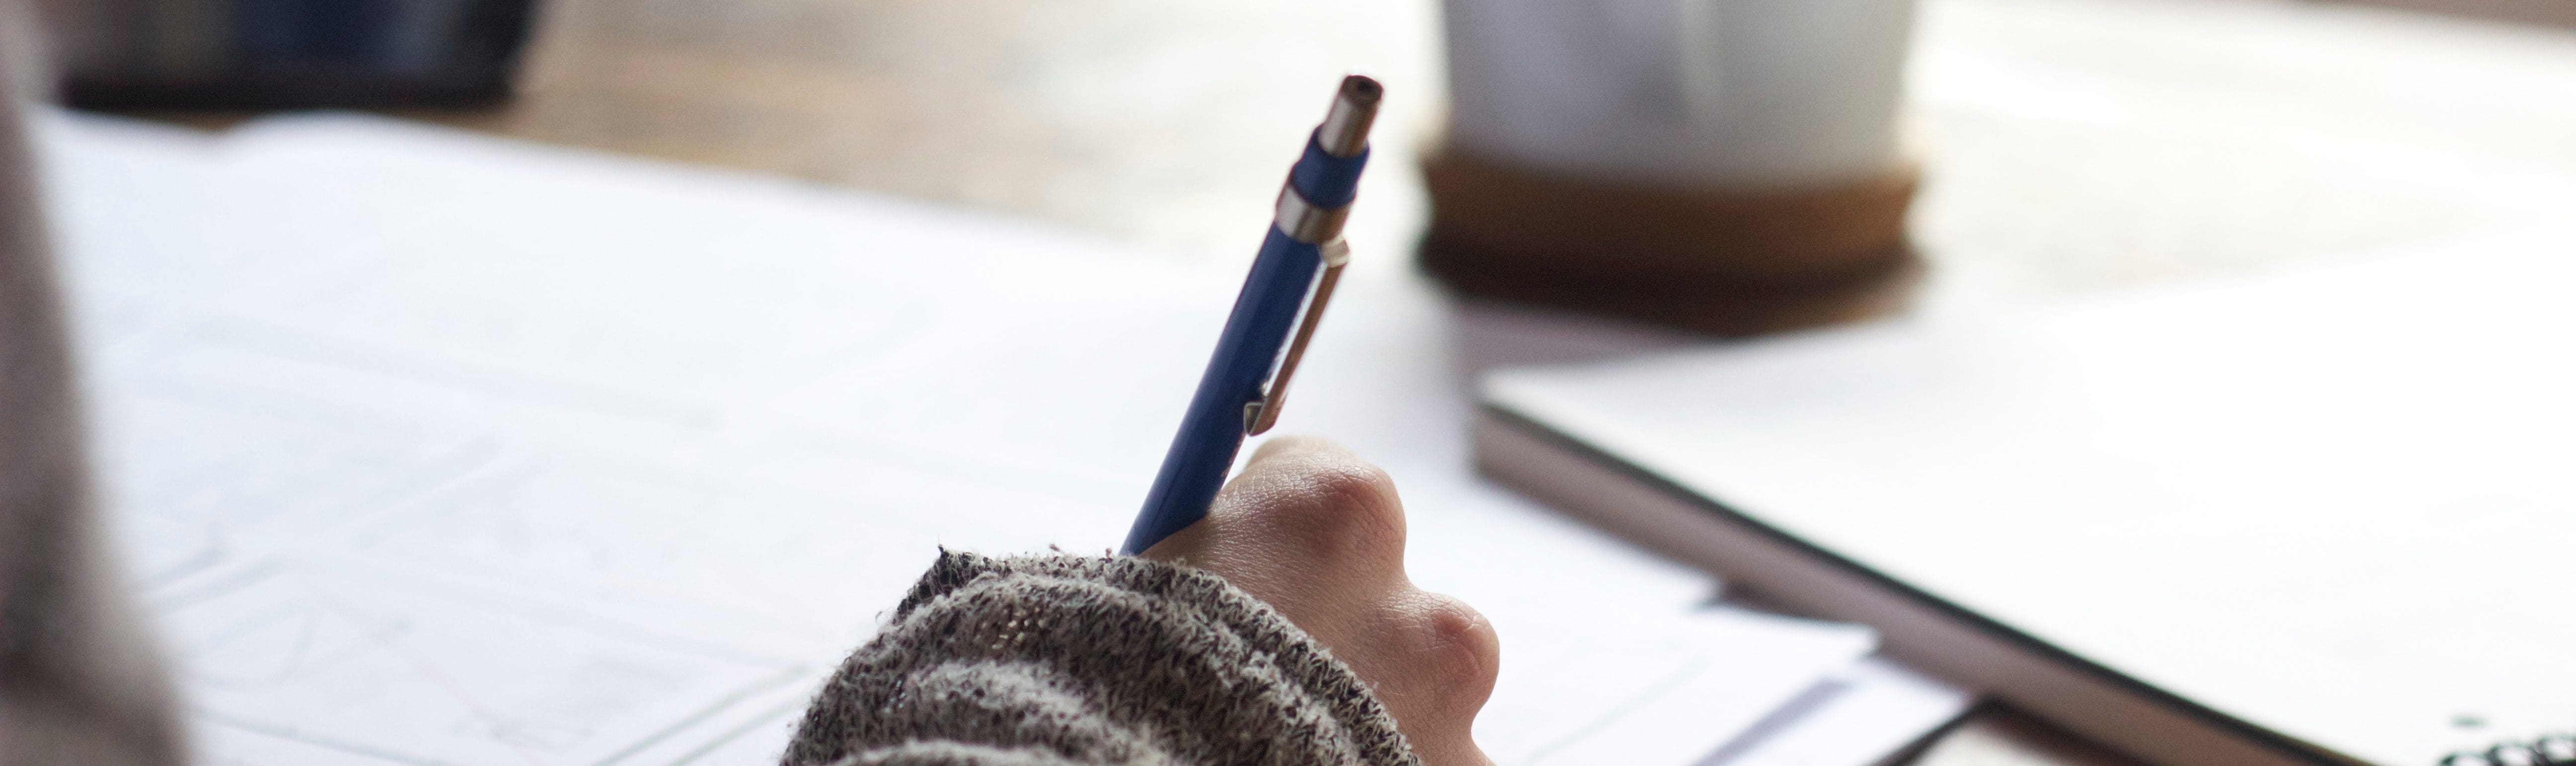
[1442,0,1917,188]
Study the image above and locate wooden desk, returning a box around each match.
[407,0,2576,763]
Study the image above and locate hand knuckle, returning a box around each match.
[1409,593,1501,693]
[1296,463,1398,528]
[1252,465,1395,565]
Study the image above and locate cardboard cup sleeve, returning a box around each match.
[1419,150,1921,336]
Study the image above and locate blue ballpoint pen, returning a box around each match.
[1121,76,1381,555]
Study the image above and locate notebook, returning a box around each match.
[1477,227,2576,766]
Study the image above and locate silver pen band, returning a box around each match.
[1273,184,1351,244]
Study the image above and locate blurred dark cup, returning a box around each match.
[43,0,537,109]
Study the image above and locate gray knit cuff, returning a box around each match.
[783,550,1420,766]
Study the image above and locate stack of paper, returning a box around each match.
[33,111,1970,766]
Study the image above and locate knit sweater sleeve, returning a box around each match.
[781,550,1422,766]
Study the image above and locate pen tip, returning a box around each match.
[1319,76,1382,158]
[1340,75,1382,106]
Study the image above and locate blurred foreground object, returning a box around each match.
[0,7,186,763]
[41,0,535,108]
[1425,0,1921,336]
[2341,0,2576,27]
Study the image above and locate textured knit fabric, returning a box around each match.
[783,551,1421,766]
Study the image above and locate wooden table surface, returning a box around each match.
[405,0,2576,762]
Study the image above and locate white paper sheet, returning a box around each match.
[1486,609,1875,766]
[1699,657,1975,766]
[38,109,1896,765]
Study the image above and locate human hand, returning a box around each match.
[1141,436,1500,766]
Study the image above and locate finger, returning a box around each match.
[1377,590,1501,723]
[1143,436,1407,572]
[1140,437,1408,637]
[1130,437,1329,565]
[1314,588,1496,766]
[1217,435,1407,571]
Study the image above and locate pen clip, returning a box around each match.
[1245,238,1350,436]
